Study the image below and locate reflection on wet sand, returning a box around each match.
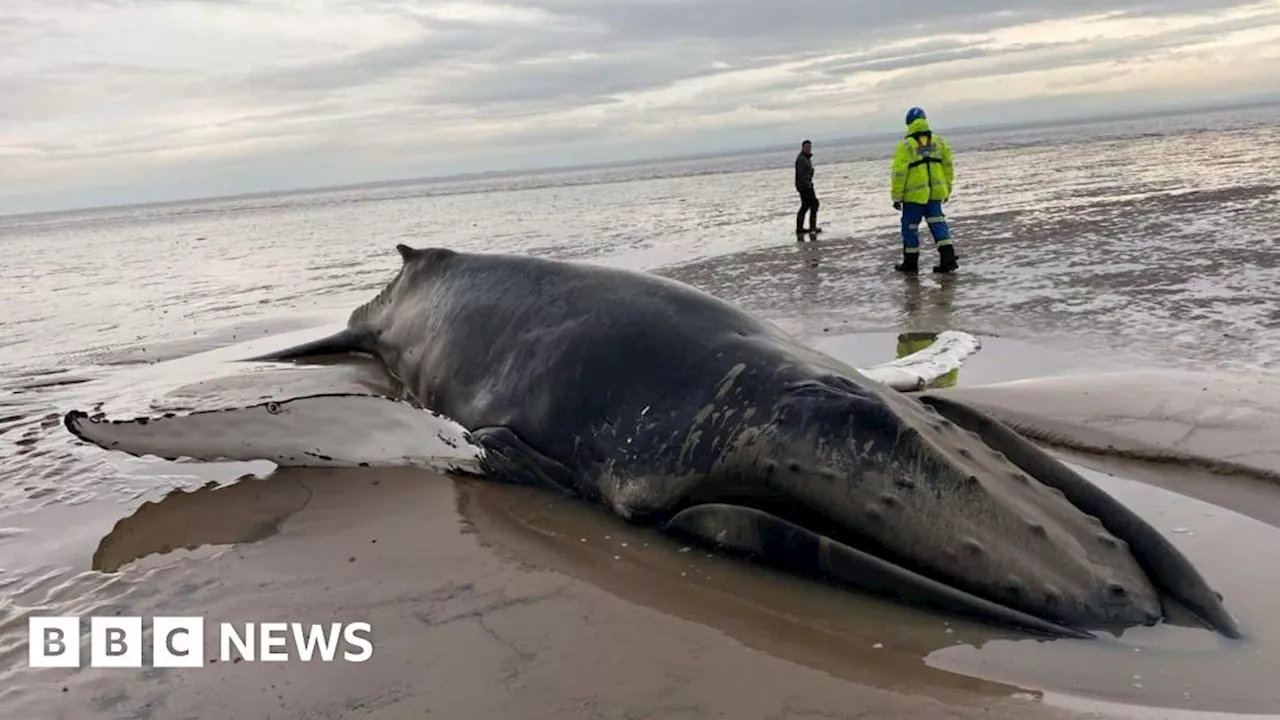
[459,479,1030,698]
[900,273,958,333]
[795,241,822,304]
[85,467,1031,697]
[91,476,312,573]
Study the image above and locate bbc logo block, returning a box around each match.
[29,616,205,668]
[27,616,373,667]
[153,616,205,667]
[91,616,142,667]
[28,617,80,668]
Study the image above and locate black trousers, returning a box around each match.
[797,187,819,229]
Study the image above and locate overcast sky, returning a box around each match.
[1,0,1278,215]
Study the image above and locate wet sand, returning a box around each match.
[4,326,1280,719]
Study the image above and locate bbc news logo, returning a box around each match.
[29,616,373,668]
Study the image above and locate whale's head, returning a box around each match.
[663,370,1236,639]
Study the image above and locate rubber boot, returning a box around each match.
[933,244,959,273]
[894,251,919,273]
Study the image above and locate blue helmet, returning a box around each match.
[905,107,926,125]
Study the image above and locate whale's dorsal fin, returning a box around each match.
[395,244,457,266]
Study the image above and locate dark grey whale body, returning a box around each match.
[251,244,1241,640]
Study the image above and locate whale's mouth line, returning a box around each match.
[679,495,945,587]
[662,494,1097,639]
[664,498,1097,639]
[667,480,974,591]
[679,494,911,571]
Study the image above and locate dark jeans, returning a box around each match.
[797,187,819,230]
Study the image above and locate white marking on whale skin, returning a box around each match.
[65,393,485,476]
[858,330,982,391]
[716,363,747,400]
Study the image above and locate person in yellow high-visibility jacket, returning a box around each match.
[890,107,958,274]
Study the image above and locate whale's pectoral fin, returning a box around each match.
[471,426,582,497]
[916,394,1244,640]
[63,394,486,477]
[664,504,1092,639]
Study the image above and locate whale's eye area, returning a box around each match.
[781,379,906,445]
[841,394,906,438]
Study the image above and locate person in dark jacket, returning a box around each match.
[795,140,820,233]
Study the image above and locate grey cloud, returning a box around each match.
[0,13,57,50]
[418,45,754,107]
[519,0,1257,47]
[244,29,501,95]
[812,47,1000,76]
[231,0,1272,115]
[31,0,254,6]
[35,0,1269,117]
[0,15,42,31]
[0,62,207,122]
[7,0,1271,129]
[226,13,611,101]
[870,9,1280,88]
[212,20,747,118]
[1,0,1276,214]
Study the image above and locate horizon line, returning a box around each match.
[3,95,1278,221]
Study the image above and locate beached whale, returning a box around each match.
[63,245,1242,640]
